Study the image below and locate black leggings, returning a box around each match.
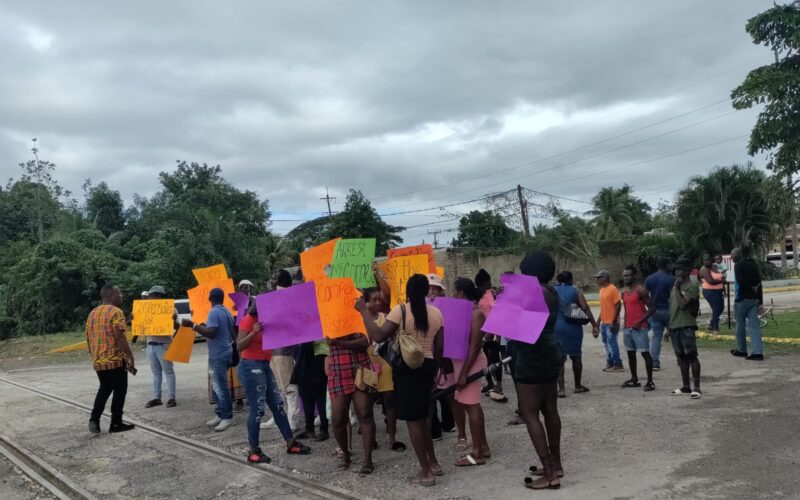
[91,367,128,425]
[299,355,328,432]
[483,341,503,387]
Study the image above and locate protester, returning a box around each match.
[237,279,254,298]
[426,273,456,442]
[476,269,505,403]
[451,277,491,467]
[233,280,254,413]
[358,274,444,487]
[143,286,178,409]
[327,332,376,475]
[267,269,302,430]
[554,271,598,396]
[621,266,656,392]
[644,258,675,371]
[182,287,236,432]
[731,247,765,360]
[699,254,725,335]
[365,288,406,452]
[511,253,563,490]
[87,284,136,434]
[235,306,311,463]
[666,258,702,398]
[595,270,623,372]
[294,339,329,441]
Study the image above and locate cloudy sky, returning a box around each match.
[0,1,776,244]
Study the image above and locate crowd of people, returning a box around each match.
[83,246,766,490]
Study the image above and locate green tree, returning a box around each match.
[586,185,651,238]
[84,181,126,236]
[285,216,332,250]
[675,164,789,256]
[452,210,519,249]
[324,190,404,254]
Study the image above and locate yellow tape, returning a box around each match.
[696,331,800,344]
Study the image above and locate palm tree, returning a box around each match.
[586,186,637,238]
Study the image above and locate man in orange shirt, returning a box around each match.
[595,270,624,372]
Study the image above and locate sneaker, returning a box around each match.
[247,449,272,464]
[746,354,764,361]
[89,420,101,434]
[166,399,177,408]
[215,419,233,432]
[602,364,613,372]
[109,423,135,433]
[206,416,222,427]
[731,350,748,358]
[652,363,661,372]
[611,365,625,372]
[260,417,275,429]
[145,399,163,408]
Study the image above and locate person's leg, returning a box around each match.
[650,311,666,368]
[641,352,654,385]
[352,390,376,469]
[407,419,434,481]
[262,365,294,444]
[429,400,442,440]
[610,330,622,367]
[600,324,613,368]
[482,343,494,390]
[712,290,724,332]
[331,393,353,466]
[158,345,176,401]
[516,381,558,487]
[448,393,466,441]
[678,355,690,389]
[462,403,488,461]
[540,382,562,476]
[314,356,329,436]
[91,370,114,424]
[690,355,701,391]
[734,301,748,354]
[557,362,566,395]
[571,356,585,389]
[209,357,233,420]
[108,367,128,425]
[746,300,763,356]
[146,344,162,401]
[238,361,263,452]
[299,382,316,434]
[439,394,455,432]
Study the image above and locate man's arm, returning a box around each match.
[636,287,656,325]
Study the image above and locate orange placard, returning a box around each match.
[300,239,340,282]
[380,254,430,308]
[164,326,195,363]
[192,264,228,284]
[436,266,445,279]
[187,278,236,323]
[387,244,436,273]
[315,277,366,338]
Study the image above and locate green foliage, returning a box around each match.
[285,216,332,250]
[586,185,652,238]
[84,181,125,236]
[452,210,519,249]
[324,190,404,254]
[634,234,687,276]
[0,180,62,244]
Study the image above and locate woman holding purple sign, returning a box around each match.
[508,252,563,491]
[450,277,491,467]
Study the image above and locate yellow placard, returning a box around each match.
[164,326,195,363]
[436,266,445,279]
[192,264,228,284]
[380,254,430,309]
[387,244,436,274]
[131,299,175,337]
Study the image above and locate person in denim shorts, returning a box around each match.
[621,266,656,392]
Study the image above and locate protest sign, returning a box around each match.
[431,297,473,360]
[131,299,175,337]
[436,266,445,279]
[192,264,228,284]
[315,277,366,338]
[380,254,430,308]
[257,282,324,350]
[387,244,436,273]
[300,239,340,282]
[329,238,376,288]
[187,279,235,324]
[482,273,549,345]
[228,292,250,326]
[164,326,195,363]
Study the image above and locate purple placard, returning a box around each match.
[431,297,473,361]
[482,273,550,345]
[229,292,249,326]
[256,282,324,350]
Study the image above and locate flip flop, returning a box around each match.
[671,388,691,396]
[524,476,560,490]
[391,441,407,452]
[643,382,656,392]
[690,391,703,399]
[455,438,469,451]
[573,386,590,394]
[488,391,508,403]
[455,453,486,467]
[621,379,641,388]
[430,464,444,477]
[359,464,375,476]
[338,458,351,471]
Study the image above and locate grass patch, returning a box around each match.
[696,309,800,354]
[0,331,89,369]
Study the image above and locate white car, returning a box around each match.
[174,299,204,341]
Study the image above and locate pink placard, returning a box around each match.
[256,283,324,350]
[482,273,550,345]
[431,297,474,361]
[228,292,249,326]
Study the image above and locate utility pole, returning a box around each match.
[321,186,336,218]
[427,229,442,249]
[517,184,530,237]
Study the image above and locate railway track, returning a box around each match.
[0,375,365,500]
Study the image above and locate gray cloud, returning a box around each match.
[0,1,776,242]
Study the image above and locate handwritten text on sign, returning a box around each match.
[380,254,430,308]
[329,238,376,288]
[132,299,175,337]
[192,264,228,284]
[315,278,366,338]
[300,239,340,282]
[387,244,436,274]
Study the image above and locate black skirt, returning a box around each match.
[394,358,436,422]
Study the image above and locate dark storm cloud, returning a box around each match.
[0,1,775,239]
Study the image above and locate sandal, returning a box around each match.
[391,441,407,452]
[430,464,444,477]
[247,449,272,464]
[488,391,508,403]
[574,385,590,394]
[359,464,375,476]
[455,438,469,451]
[690,391,703,399]
[455,453,486,467]
[337,458,351,471]
[530,465,564,478]
[643,382,656,392]
[408,474,436,487]
[621,379,641,388]
[671,387,691,396]
[524,476,561,490]
[507,416,524,426]
[286,441,311,455]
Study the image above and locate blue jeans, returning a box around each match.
[146,343,176,400]
[735,299,763,355]
[649,309,670,366]
[703,289,724,331]
[209,354,233,420]
[238,359,294,450]
[600,323,622,366]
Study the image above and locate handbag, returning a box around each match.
[566,303,590,325]
[355,364,380,392]
[393,304,425,370]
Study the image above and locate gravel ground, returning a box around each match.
[0,453,57,500]
[2,334,799,499]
